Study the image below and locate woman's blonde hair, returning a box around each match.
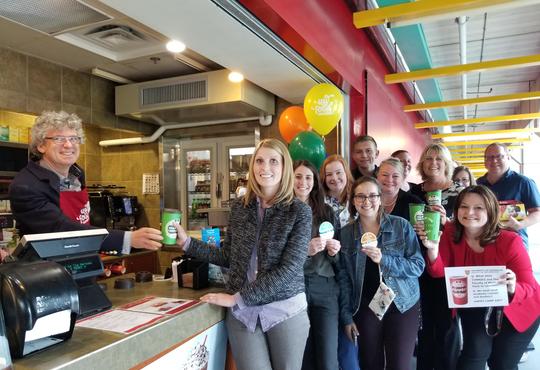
[379,157,405,177]
[320,154,353,205]
[243,139,294,206]
[416,143,454,181]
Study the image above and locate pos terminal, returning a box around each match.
[0,229,111,357]
[12,229,112,318]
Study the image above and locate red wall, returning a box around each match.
[240,0,431,176]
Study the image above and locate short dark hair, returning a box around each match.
[452,165,476,185]
[353,135,378,150]
[391,149,409,157]
[484,143,509,157]
[453,185,501,246]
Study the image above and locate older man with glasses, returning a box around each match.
[8,111,163,257]
[477,143,540,249]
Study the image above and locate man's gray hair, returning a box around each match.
[30,111,84,159]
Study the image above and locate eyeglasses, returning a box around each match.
[353,194,380,203]
[45,136,82,144]
[485,154,506,161]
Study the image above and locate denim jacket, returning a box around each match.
[337,213,424,326]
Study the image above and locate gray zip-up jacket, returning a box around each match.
[187,197,312,306]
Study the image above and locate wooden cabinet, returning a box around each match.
[100,250,160,278]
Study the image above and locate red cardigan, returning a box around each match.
[427,223,540,332]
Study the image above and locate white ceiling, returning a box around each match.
[421,3,540,125]
[0,0,319,105]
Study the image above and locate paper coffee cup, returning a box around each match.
[449,276,468,305]
[426,190,442,206]
[423,211,440,241]
[408,203,425,225]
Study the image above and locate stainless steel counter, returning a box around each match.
[14,276,225,370]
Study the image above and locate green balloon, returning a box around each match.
[288,131,326,170]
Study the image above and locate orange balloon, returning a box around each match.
[278,106,310,143]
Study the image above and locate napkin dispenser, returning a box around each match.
[175,256,209,290]
[0,260,79,358]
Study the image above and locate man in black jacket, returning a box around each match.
[8,111,162,255]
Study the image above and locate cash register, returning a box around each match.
[0,229,111,357]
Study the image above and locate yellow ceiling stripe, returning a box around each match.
[444,138,531,147]
[387,54,540,84]
[404,91,540,112]
[353,0,514,29]
[415,112,540,129]
[432,127,540,140]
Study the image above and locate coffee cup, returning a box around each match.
[408,203,425,225]
[449,276,468,305]
[426,190,442,206]
[423,211,440,241]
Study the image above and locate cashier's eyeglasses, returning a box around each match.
[45,136,82,145]
[353,193,380,203]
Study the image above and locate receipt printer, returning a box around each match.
[0,260,79,358]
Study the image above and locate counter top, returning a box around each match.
[14,275,225,370]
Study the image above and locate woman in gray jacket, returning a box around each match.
[338,176,424,370]
[175,139,312,370]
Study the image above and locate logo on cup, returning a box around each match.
[449,276,468,305]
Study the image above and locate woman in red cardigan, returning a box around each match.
[419,185,540,370]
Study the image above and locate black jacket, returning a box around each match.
[9,160,124,252]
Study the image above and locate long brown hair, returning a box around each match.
[453,185,501,245]
[320,154,353,205]
[349,176,384,224]
[293,160,330,225]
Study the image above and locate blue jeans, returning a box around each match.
[338,328,360,370]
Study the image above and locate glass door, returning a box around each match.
[179,139,217,230]
[227,147,254,202]
[186,149,212,230]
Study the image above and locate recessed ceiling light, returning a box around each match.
[228,71,244,83]
[166,40,186,53]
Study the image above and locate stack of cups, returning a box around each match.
[408,189,442,241]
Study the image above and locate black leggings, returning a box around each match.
[458,308,540,370]
[354,301,420,370]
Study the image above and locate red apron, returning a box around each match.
[59,189,91,225]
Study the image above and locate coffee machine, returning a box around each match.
[87,185,140,231]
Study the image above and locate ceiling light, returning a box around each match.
[228,71,244,83]
[166,40,186,53]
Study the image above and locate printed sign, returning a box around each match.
[444,266,509,308]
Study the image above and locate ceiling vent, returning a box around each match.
[0,0,110,34]
[116,69,275,125]
[84,24,147,50]
[141,79,207,106]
